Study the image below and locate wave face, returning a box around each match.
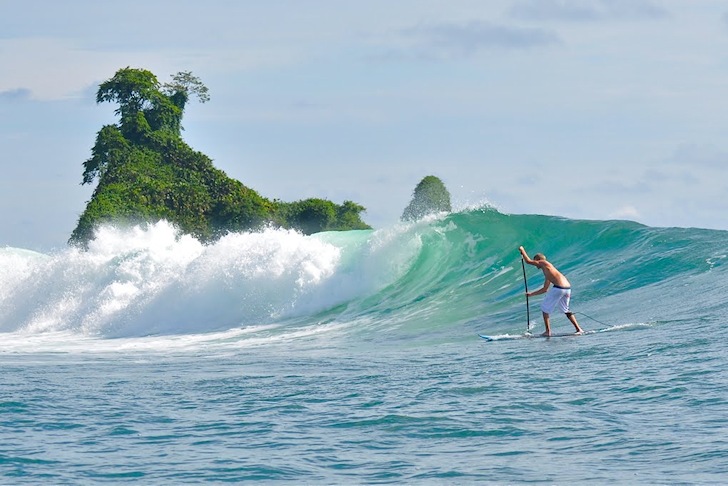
[2,209,727,342]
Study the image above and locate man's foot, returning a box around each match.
[574,329,584,335]
[541,331,552,337]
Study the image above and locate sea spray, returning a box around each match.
[4,222,341,336]
[0,220,422,338]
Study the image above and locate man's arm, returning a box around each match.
[520,246,550,296]
[528,280,550,297]
[519,246,538,266]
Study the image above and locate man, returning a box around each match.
[519,246,583,336]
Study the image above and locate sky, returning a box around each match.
[3,0,728,250]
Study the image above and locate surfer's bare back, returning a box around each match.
[519,246,583,337]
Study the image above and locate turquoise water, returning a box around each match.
[1,208,727,483]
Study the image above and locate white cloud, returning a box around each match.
[402,21,561,58]
[510,0,670,22]
[0,88,31,101]
[666,143,728,168]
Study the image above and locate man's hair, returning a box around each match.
[534,253,546,261]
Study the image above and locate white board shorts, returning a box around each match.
[540,285,572,314]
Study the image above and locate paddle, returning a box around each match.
[521,258,531,331]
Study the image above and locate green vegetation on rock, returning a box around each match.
[401,175,452,222]
[70,67,370,245]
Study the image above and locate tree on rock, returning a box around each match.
[82,68,210,185]
[70,67,370,246]
[401,175,452,222]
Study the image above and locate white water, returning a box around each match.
[0,221,425,340]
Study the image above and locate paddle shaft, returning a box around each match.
[521,258,530,331]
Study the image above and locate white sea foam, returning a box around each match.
[0,221,418,340]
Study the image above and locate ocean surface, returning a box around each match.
[1,208,727,484]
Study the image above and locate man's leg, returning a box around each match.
[542,311,551,336]
[565,312,583,334]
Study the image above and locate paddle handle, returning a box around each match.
[521,258,531,331]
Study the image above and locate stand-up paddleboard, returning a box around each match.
[479,328,610,342]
